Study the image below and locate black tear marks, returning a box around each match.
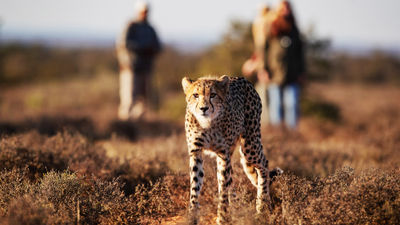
[194,141,203,147]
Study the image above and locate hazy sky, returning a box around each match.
[1,0,399,48]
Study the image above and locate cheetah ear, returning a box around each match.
[182,77,193,94]
[217,75,230,93]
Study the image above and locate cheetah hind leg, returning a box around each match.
[239,147,284,187]
[239,147,258,187]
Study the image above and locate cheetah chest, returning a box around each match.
[186,117,242,154]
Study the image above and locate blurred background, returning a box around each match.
[1,0,400,128]
[1,1,400,224]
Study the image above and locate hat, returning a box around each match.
[135,1,149,13]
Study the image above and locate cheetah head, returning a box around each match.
[182,75,230,128]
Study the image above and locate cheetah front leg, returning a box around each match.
[188,151,204,224]
[216,153,233,224]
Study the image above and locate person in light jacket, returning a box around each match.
[116,1,162,120]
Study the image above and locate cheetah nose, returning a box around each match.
[200,106,209,113]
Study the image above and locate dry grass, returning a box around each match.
[1,75,400,224]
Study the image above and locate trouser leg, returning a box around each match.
[131,71,151,119]
[283,84,299,129]
[118,69,133,120]
[268,84,282,126]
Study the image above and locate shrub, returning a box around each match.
[301,97,341,123]
[275,167,400,224]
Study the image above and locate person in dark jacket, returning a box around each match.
[116,1,162,120]
[263,0,305,129]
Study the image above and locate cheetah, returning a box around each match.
[182,75,282,224]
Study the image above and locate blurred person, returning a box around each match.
[242,4,273,81]
[264,0,305,129]
[242,4,275,125]
[116,1,162,120]
[252,4,273,67]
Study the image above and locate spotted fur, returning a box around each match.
[182,75,280,224]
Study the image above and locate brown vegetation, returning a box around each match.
[1,77,399,224]
[1,21,400,224]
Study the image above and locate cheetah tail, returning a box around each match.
[269,167,284,184]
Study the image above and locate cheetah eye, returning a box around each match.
[210,93,217,98]
[193,93,199,99]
